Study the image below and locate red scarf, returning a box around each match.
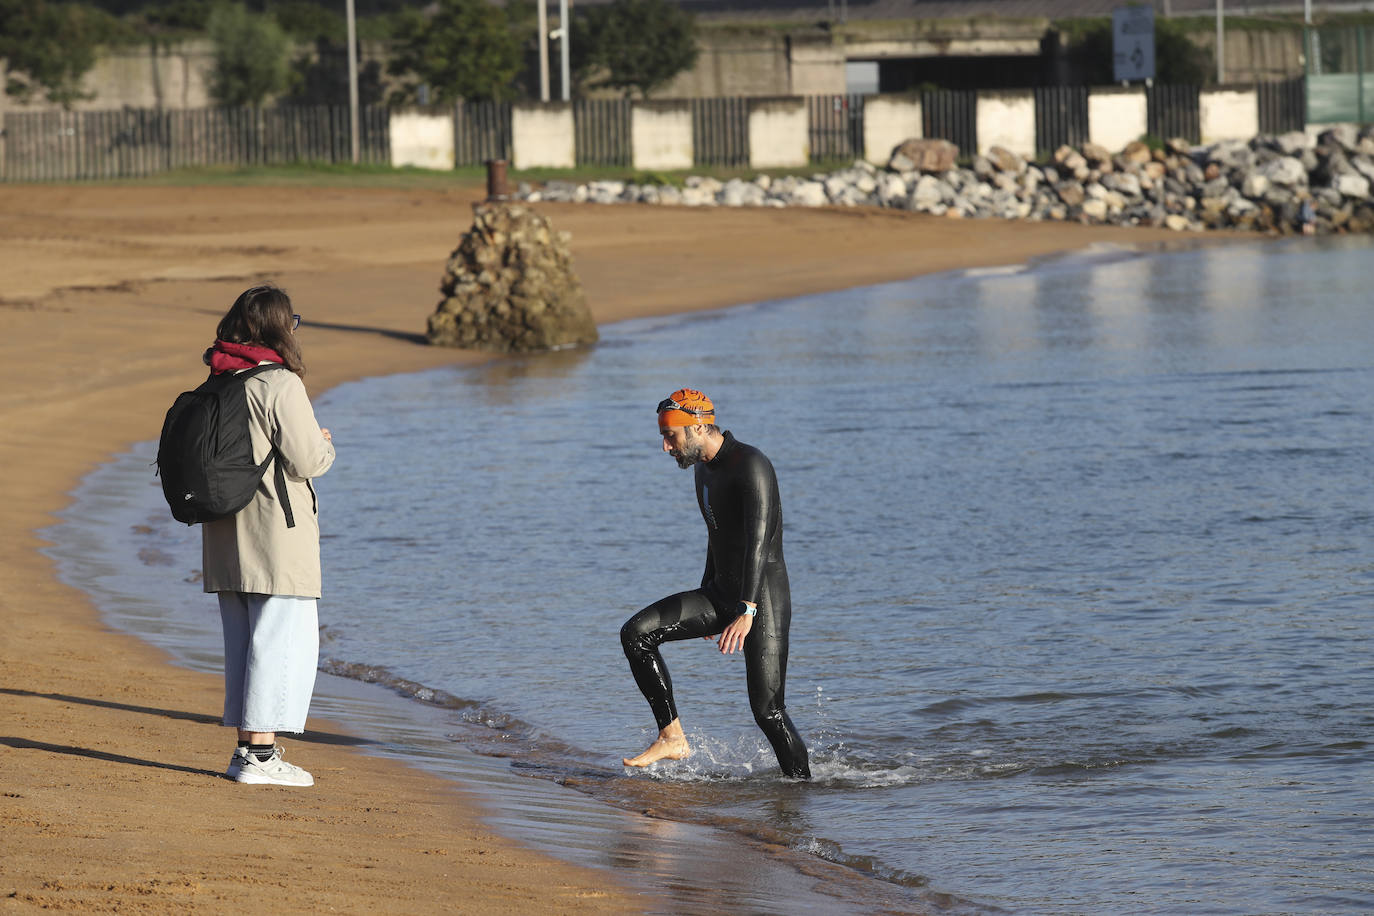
[206,339,285,375]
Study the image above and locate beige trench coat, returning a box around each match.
[201,365,336,597]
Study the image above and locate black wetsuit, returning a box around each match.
[621,431,811,779]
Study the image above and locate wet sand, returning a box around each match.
[0,182,1225,912]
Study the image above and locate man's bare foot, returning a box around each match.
[623,720,690,767]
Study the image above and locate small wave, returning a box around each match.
[625,732,790,782]
[1027,758,1138,777]
[318,656,484,713]
[962,264,1026,279]
[795,835,933,890]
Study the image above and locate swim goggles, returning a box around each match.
[657,397,713,416]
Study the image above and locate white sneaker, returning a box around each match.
[234,744,314,787]
[225,746,250,781]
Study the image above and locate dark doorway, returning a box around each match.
[879,54,1048,92]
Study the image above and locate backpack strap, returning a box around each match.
[271,453,296,529]
[243,363,297,530]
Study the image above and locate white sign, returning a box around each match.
[1113,5,1156,82]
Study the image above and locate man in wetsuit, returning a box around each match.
[620,388,811,779]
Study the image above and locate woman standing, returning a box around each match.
[201,285,335,787]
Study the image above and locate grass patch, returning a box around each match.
[124,162,490,190]
[112,158,867,191]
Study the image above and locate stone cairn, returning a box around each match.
[513,125,1374,235]
[426,202,599,352]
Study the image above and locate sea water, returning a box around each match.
[48,237,1374,914]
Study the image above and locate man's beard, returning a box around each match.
[671,436,706,469]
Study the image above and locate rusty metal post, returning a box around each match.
[485,159,510,201]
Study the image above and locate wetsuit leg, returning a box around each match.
[745,606,811,779]
[621,588,730,730]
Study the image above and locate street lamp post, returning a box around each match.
[1215,0,1225,85]
[346,0,359,163]
[559,0,570,101]
[538,0,550,101]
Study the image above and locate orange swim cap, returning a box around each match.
[657,388,715,428]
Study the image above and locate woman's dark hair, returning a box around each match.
[217,285,305,375]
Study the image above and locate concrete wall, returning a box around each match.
[5,20,1314,116]
[787,33,847,95]
[632,101,693,171]
[1087,87,1148,152]
[748,97,808,168]
[0,38,408,115]
[863,94,922,165]
[641,20,1050,100]
[389,111,454,170]
[843,17,1048,60]
[654,30,793,98]
[511,103,575,169]
[79,41,214,111]
[976,90,1035,158]
[1190,29,1304,83]
[1199,88,1260,144]
[0,40,214,114]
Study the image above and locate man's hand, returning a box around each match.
[716,612,753,654]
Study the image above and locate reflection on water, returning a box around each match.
[48,235,1374,914]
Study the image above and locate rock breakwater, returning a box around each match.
[426,203,599,352]
[517,125,1374,235]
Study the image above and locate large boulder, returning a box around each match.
[1319,125,1360,153]
[888,138,960,173]
[985,145,1027,175]
[1119,140,1153,166]
[1333,172,1371,199]
[910,174,948,210]
[1081,141,1113,167]
[1258,156,1308,188]
[787,181,829,206]
[426,203,598,352]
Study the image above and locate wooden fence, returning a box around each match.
[1,105,389,181]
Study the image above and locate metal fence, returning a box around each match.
[922,89,978,158]
[0,83,1318,182]
[1148,83,1202,144]
[1,105,388,181]
[1034,86,1090,156]
[691,97,749,168]
[574,98,632,167]
[808,94,864,162]
[1258,77,1307,135]
[452,100,511,167]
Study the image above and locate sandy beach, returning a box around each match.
[1,182,1222,912]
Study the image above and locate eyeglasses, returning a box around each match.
[657,396,712,416]
[291,314,301,331]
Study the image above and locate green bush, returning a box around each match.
[573,0,698,99]
[207,2,292,106]
[0,0,109,107]
[387,0,522,104]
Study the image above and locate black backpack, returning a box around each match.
[156,364,295,528]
